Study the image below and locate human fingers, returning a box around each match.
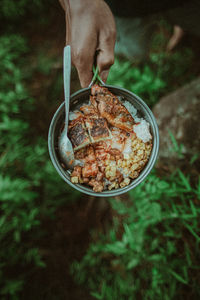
[96,21,116,82]
[71,31,97,88]
[97,48,115,83]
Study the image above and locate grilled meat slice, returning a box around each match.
[68,118,91,151]
[80,104,111,143]
[91,85,135,132]
[74,145,96,163]
[85,117,111,143]
[79,104,98,116]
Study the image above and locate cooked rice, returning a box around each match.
[133,120,152,143]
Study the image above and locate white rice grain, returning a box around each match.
[123,100,152,143]
[69,111,80,121]
[133,120,152,143]
[123,100,137,117]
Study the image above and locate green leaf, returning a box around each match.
[178,170,191,191]
[184,223,200,243]
[105,241,127,255]
[127,258,139,269]
[90,291,103,300]
[168,270,188,285]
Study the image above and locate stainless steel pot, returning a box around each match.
[48,84,159,197]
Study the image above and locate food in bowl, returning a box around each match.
[63,85,152,192]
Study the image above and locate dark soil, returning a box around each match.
[21,196,112,300]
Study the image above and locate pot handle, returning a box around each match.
[88,66,105,87]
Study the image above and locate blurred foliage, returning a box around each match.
[108,21,194,107]
[108,58,166,107]
[0,0,53,21]
[71,165,200,299]
[0,33,78,299]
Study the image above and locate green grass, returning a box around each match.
[71,166,200,300]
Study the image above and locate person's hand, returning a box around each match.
[59,0,116,87]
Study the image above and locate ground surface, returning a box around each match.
[20,2,200,299]
[22,196,111,300]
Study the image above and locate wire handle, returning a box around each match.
[89,66,105,87]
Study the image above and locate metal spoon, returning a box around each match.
[58,45,75,169]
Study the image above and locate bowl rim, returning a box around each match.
[48,84,159,197]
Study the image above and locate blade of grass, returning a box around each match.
[184,223,200,243]
[168,269,188,285]
[178,170,191,191]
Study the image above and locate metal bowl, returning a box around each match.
[48,85,159,197]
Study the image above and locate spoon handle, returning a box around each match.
[63,45,71,126]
